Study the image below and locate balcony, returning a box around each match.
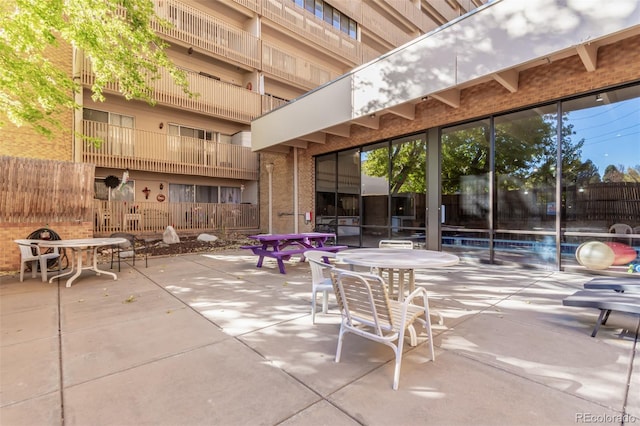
[152,0,261,70]
[81,58,285,122]
[262,42,339,89]
[82,121,259,181]
[94,200,259,236]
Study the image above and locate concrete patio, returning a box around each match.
[1,250,638,426]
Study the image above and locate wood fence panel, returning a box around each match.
[1,156,95,223]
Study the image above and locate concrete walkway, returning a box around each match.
[1,250,638,426]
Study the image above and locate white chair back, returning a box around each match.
[379,240,413,249]
[304,250,337,323]
[333,269,435,390]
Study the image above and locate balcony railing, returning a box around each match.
[94,200,259,236]
[82,121,259,180]
[82,58,265,123]
[262,41,338,89]
[153,0,261,69]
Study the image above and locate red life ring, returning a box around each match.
[246,82,252,91]
[156,194,166,202]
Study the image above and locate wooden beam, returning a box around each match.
[298,132,326,144]
[351,115,380,129]
[323,123,351,137]
[387,103,415,120]
[282,139,308,149]
[259,145,291,154]
[493,69,519,93]
[431,89,460,108]
[576,43,598,72]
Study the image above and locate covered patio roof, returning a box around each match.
[251,0,640,153]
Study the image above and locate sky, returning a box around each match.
[567,97,640,174]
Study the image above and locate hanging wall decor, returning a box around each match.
[104,175,120,189]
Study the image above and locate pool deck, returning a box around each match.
[1,249,638,425]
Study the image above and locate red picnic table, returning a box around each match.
[241,232,347,274]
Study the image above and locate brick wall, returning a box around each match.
[1,222,93,274]
[0,42,74,161]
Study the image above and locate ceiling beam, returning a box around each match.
[260,145,291,154]
[387,103,416,120]
[351,115,380,129]
[493,69,519,93]
[576,43,598,72]
[323,123,351,138]
[282,139,308,149]
[298,132,326,144]
[431,89,460,108]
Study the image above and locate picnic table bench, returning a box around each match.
[241,232,347,274]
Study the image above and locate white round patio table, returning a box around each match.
[39,238,127,287]
[337,248,460,301]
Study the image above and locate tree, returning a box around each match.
[361,138,426,195]
[0,0,191,137]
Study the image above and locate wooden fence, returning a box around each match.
[1,156,95,223]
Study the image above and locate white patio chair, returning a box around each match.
[378,239,414,298]
[333,270,435,390]
[304,250,337,324]
[15,240,60,283]
[609,223,633,245]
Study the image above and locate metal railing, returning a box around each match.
[94,200,259,236]
[82,121,259,180]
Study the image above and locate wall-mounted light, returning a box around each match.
[595,94,603,102]
[159,183,164,190]
[187,47,193,55]
[421,96,428,101]
[369,113,376,118]
[159,122,164,129]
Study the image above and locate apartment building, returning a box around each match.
[80,0,490,236]
[1,0,488,270]
[252,0,640,275]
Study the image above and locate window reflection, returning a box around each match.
[441,120,491,230]
[494,106,557,231]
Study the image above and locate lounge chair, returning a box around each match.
[562,289,640,337]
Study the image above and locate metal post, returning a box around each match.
[266,163,274,234]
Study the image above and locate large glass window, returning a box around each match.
[315,154,337,233]
[337,149,360,245]
[313,83,639,275]
[361,143,390,242]
[390,135,426,243]
[494,106,558,268]
[441,120,491,260]
[561,85,640,272]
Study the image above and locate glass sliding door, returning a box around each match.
[494,105,558,268]
[361,142,389,246]
[561,85,640,273]
[336,149,360,246]
[315,154,337,234]
[390,134,427,247]
[441,119,491,261]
